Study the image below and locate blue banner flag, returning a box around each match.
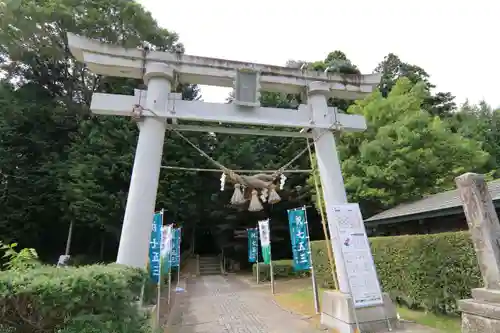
[170,228,182,268]
[148,212,163,283]
[247,228,258,263]
[287,207,312,271]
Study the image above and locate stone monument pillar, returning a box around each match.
[456,172,500,333]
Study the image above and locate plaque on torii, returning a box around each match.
[66,33,380,299]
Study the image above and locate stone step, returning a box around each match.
[199,267,221,272]
[199,270,221,275]
[199,257,219,262]
[200,264,220,268]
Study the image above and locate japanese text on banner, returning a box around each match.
[170,228,182,268]
[287,207,312,271]
[148,212,163,283]
[247,228,258,263]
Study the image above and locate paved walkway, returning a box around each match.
[166,275,439,333]
[166,275,322,333]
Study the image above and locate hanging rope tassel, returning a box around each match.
[220,173,226,191]
[248,189,264,212]
[230,184,245,205]
[260,188,268,203]
[267,184,281,204]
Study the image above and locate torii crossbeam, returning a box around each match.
[67,33,379,297]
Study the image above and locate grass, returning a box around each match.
[270,278,461,333]
[396,306,461,333]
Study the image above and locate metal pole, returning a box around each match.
[221,247,225,274]
[139,279,146,306]
[177,227,182,286]
[156,278,161,326]
[256,227,260,284]
[177,267,181,287]
[167,226,172,306]
[270,250,275,295]
[156,209,164,327]
[64,220,74,256]
[303,206,320,314]
[192,224,196,254]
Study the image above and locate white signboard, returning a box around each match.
[329,203,384,308]
[160,225,173,260]
[258,219,270,246]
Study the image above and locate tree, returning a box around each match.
[0,82,71,255]
[0,0,195,260]
[449,100,500,177]
[374,53,456,117]
[309,78,489,217]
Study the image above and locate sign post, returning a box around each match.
[258,219,274,294]
[287,207,320,314]
[256,226,260,284]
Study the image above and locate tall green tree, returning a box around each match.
[310,78,489,217]
[449,100,500,177]
[0,0,196,260]
[374,53,456,118]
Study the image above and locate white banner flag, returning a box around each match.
[258,219,271,264]
[160,225,173,260]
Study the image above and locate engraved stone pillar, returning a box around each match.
[455,172,500,333]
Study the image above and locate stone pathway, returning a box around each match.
[165,275,322,333]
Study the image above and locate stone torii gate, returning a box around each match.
[67,33,397,332]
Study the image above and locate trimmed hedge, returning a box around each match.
[254,231,482,315]
[252,259,309,282]
[0,264,154,333]
[370,232,481,314]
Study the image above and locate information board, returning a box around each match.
[329,203,384,308]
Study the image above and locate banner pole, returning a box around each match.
[303,206,320,314]
[167,225,173,306]
[156,265,161,327]
[270,253,275,295]
[256,227,260,284]
[177,228,182,287]
[268,220,275,295]
[156,209,164,328]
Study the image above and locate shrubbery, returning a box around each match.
[0,264,153,333]
[252,259,309,281]
[369,231,481,314]
[254,231,482,315]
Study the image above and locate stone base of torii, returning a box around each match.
[66,32,403,332]
[456,173,500,333]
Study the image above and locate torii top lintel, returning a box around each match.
[67,33,381,100]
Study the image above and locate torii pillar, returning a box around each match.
[309,82,398,332]
[117,63,172,267]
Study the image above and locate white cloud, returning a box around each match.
[139,0,499,107]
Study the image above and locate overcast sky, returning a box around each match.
[138,0,498,108]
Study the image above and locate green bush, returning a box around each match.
[252,259,309,281]
[311,231,482,315]
[0,264,154,333]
